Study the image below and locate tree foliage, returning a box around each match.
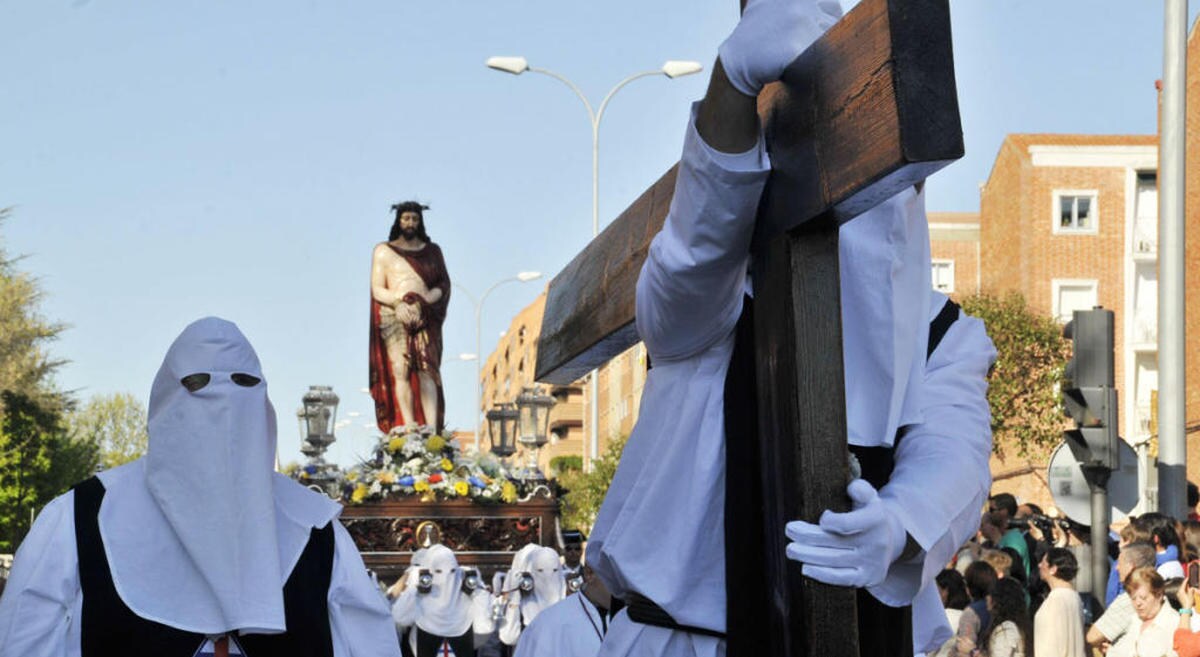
[557,435,627,533]
[549,455,583,477]
[0,209,68,413]
[67,392,148,470]
[0,391,96,551]
[0,209,97,551]
[960,291,1070,457]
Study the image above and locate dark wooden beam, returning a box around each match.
[749,222,858,656]
[535,0,961,385]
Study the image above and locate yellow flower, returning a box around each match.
[501,482,517,504]
[414,479,430,493]
[440,458,453,472]
[427,435,446,452]
[351,484,368,504]
[378,471,396,485]
[387,437,404,453]
[454,481,469,496]
[346,470,360,482]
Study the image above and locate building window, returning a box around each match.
[1052,279,1098,323]
[932,260,955,294]
[1052,190,1099,234]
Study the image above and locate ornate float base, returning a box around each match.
[339,495,559,581]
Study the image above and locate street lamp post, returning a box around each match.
[486,56,703,467]
[455,272,543,453]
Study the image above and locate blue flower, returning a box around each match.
[468,476,486,489]
[398,475,415,486]
[303,465,319,475]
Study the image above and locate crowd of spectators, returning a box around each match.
[934,485,1200,657]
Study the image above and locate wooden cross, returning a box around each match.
[535,0,962,654]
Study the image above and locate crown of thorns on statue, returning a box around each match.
[389,201,431,242]
[391,201,429,215]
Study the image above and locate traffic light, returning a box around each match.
[1061,308,1119,470]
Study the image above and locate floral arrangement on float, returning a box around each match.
[332,425,521,505]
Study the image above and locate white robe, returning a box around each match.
[0,469,402,657]
[512,592,607,657]
[589,104,995,657]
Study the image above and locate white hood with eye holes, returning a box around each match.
[95,317,339,635]
[521,546,566,625]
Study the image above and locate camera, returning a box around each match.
[417,569,433,594]
[518,572,535,594]
[1009,513,1068,539]
[462,569,480,594]
[566,573,585,593]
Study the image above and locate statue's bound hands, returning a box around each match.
[394,301,422,327]
[401,292,425,306]
[783,478,907,588]
[718,0,842,97]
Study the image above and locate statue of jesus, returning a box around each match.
[369,201,450,433]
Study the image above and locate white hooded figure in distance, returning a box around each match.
[497,546,566,647]
[390,545,493,656]
[0,317,402,657]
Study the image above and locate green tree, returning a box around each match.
[68,392,149,470]
[0,209,95,550]
[0,209,68,413]
[960,291,1071,457]
[549,455,583,477]
[0,391,96,551]
[557,435,627,532]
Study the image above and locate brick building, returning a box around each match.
[479,291,585,475]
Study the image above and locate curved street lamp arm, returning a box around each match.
[528,67,597,128]
[452,281,480,307]
[595,70,663,129]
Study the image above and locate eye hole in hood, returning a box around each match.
[180,373,211,392]
[231,373,261,387]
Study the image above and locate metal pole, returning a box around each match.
[590,107,601,466]
[1157,0,1188,518]
[523,66,672,470]
[476,301,483,453]
[585,70,660,467]
[1085,467,1112,603]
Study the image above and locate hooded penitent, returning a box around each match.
[521,546,566,625]
[98,318,301,634]
[391,545,476,637]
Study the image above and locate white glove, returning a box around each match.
[718,0,843,97]
[784,478,907,588]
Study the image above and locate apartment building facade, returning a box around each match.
[479,291,585,475]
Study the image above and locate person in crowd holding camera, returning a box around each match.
[513,565,614,657]
[497,546,566,648]
[989,494,1031,577]
[1032,548,1085,657]
[1088,541,1158,654]
[391,545,494,657]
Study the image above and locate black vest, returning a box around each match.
[73,476,336,657]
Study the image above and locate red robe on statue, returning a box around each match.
[369,242,450,434]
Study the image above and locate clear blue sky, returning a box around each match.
[2,0,1195,467]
